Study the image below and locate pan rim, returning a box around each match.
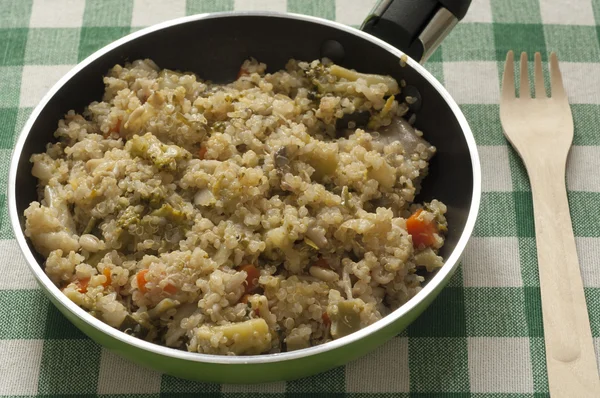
[8,11,481,365]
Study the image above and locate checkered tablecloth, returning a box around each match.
[1,0,599,396]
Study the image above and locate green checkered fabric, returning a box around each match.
[1,0,599,396]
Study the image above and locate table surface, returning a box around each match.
[1,0,600,396]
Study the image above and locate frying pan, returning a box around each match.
[8,0,480,383]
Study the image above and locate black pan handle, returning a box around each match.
[361,0,471,63]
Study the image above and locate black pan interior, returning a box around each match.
[15,14,474,276]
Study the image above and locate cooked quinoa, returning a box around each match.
[24,58,447,355]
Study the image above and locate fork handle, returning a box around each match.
[528,162,600,397]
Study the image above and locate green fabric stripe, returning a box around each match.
[83,0,134,27]
[585,287,600,337]
[160,374,221,393]
[0,66,22,107]
[286,366,345,393]
[0,107,18,149]
[408,287,467,337]
[528,337,549,394]
[442,24,496,61]
[0,194,16,239]
[465,287,529,337]
[572,104,600,145]
[569,191,600,236]
[492,24,547,62]
[544,25,600,63]
[0,289,48,339]
[523,287,543,338]
[490,0,542,24]
[186,0,235,14]
[518,237,540,287]
[287,0,335,20]
[474,192,517,237]
[25,28,81,65]
[0,28,28,66]
[0,0,33,28]
[44,303,89,340]
[513,191,535,238]
[507,147,531,192]
[408,338,470,392]
[460,105,505,146]
[37,339,101,394]
[423,61,445,85]
[78,27,130,61]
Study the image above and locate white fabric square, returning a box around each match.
[0,240,39,289]
[97,349,162,394]
[567,146,600,192]
[558,62,600,104]
[0,339,44,395]
[576,237,600,288]
[335,0,377,26]
[463,237,522,287]
[222,381,286,393]
[443,62,500,104]
[131,0,186,27]
[345,337,409,392]
[478,146,513,192]
[234,0,286,12]
[19,65,75,107]
[29,0,85,28]
[462,0,492,23]
[468,337,534,393]
[595,338,600,368]
[540,0,595,25]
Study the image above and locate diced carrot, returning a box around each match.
[137,269,149,293]
[163,283,177,294]
[322,312,331,327]
[313,257,329,269]
[236,67,249,79]
[77,277,90,293]
[198,146,207,159]
[238,264,260,294]
[406,209,437,248]
[102,268,112,288]
[104,119,121,138]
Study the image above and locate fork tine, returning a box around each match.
[534,52,546,98]
[550,52,566,98]
[502,51,515,99]
[520,52,530,98]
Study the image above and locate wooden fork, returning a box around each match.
[500,51,600,397]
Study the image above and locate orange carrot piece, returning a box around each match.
[240,294,251,304]
[236,67,249,79]
[102,269,112,288]
[238,264,260,294]
[137,269,149,293]
[322,312,331,327]
[406,209,437,248]
[77,277,90,293]
[198,146,207,159]
[104,119,121,138]
[163,283,177,295]
[313,257,329,269]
